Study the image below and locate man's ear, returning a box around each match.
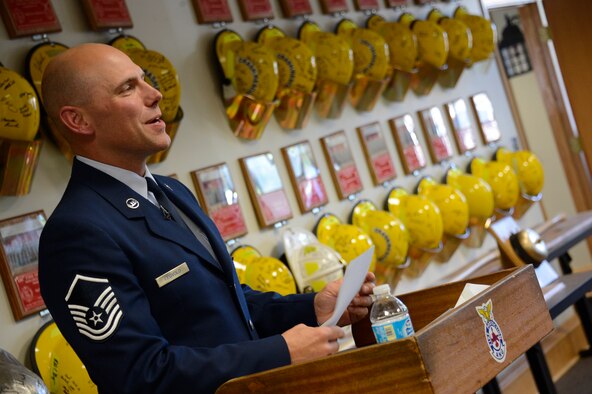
[59,106,94,136]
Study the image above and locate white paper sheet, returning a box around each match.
[321,246,374,327]
[454,283,490,308]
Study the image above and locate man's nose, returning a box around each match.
[143,80,163,106]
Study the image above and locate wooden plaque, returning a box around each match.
[237,0,274,21]
[413,0,432,5]
[319,0,348,14]
[418,106,455,164]
[81,0,133,31]
[0,0,61,38]
[357,122,397,185]
[279,0,312,18]
[354,0,379,11]
[388,114,427,175]
[191,163,248,242]
[191,0,233,24]
[239,152,293,228]
[444,98,477,154]
[385,0,407,7]
[0,211,47,320]
[470,92,502,144]
[320,131,363,200]
[281,141,329,213]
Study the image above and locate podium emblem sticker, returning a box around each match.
[476,299,506,363]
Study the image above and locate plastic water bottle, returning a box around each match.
[370,284,415,343]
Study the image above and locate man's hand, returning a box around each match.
[281,324,344,364]
[314,272,376,326]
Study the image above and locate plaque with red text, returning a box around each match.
[0,211,47,320]
[81,0,132,31]
[354,0,379,11]
[413,0,432,5]
[0,0,61,38]
[191,163,248,241]
[388,114,427,175]
[320,131,363,200]
[357,122,397,185]
[238,0,274,21]
[191,0,233,24]
[418,106,455,164]
[444,98,477,154]
[385,0,406,7]
[240,152,293,228]
[279,0,312,18]
[319,0,348,14]
[281,141,329,213]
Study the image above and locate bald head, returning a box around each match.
[41,43,129,127]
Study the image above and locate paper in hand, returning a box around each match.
[321,246,374,327]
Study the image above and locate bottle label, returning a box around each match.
[371,315,414,344]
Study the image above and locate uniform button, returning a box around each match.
[249,319,255,331]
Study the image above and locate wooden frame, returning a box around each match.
[239,152,293,228]
[0,211,46,320]
[353,0,379,12]
[388,114,427,175]
[190,163,248,242]
[191,0,233,24]
[320,131,363,200]
[237,0,274,21]
[0,0,61,38]
[470,92,502,144]
[80,0,133,31]
[418,106,455,164]
[444,98,478,154]
[318,0,348,14]
[281,141,329,213]
[279,0,312,18]
[356,122,397,185]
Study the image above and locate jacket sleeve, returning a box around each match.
[39,217,292,394]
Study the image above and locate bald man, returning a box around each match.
[38,43,375,394]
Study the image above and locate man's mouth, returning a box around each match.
[146,116,162,124]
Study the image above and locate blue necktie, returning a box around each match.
[146,178,216,259]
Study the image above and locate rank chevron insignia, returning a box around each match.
[65,274,124,341]
[476,299,506,363]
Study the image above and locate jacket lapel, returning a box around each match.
[72,161,224,274]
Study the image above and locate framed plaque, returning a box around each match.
[281,141,329,213]
[0,211,46,320]
[81,0,133,31]
[191,0,233,24]
[354,0,379,11]
[0,0,61,38]
[418,106,455,164]
[237,0,274,21]
[444,98,477,154]
[320,131,363,200]
[191,163,248,241]
[388,114,427,175]
[239,152,293,228]
[319,0,348,14]
[357,122,397,185]
[413,0,432,4]
[385,0,406,7]
[279,0,312,18]
[470,92,502,144]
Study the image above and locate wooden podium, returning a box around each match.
[217,266,552,393]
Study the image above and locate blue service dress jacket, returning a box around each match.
[39,159,318,394]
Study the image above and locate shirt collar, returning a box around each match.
[76,156,155,201]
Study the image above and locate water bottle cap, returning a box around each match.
[373,284,391,295]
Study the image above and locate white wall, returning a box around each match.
[0,0,549,363]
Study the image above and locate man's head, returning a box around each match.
[42,43,170,173]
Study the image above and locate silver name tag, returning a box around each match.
[155,262,189,288]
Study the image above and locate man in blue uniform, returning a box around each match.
[38,43,375,393]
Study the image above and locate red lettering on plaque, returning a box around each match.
[319,0,348,14]
[354,0,379,11]
[192,0,233,24]
[238,0,274,21]
[0,0,61,38]
[280,0,312,18]
[81,0,133,30]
